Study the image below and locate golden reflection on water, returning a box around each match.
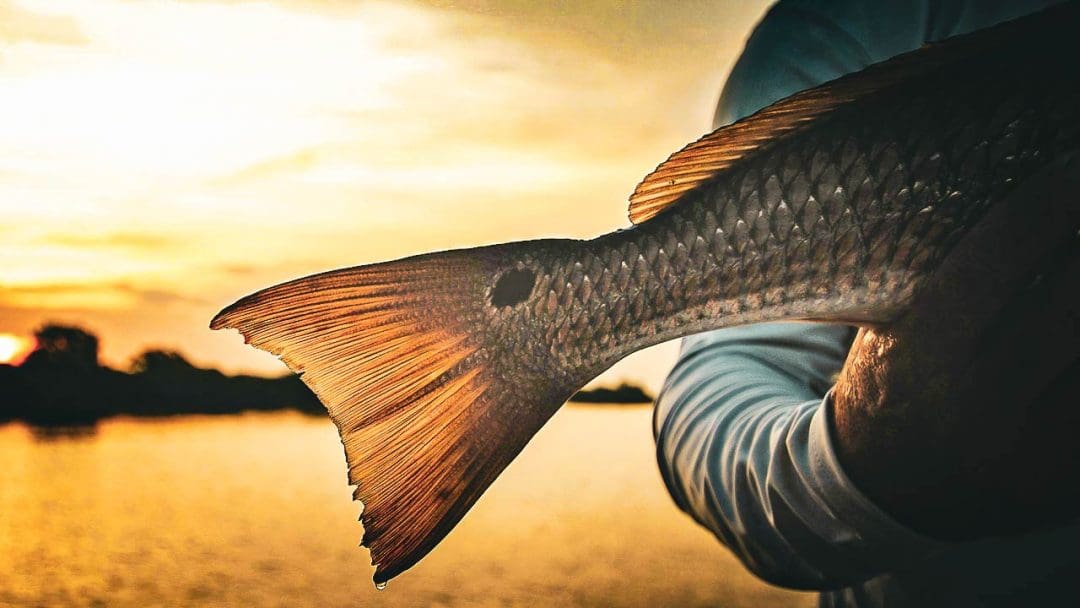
[0,406,813,607]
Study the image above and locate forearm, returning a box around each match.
[662,0,1074,589]
[655,324,842,521]
[655,324,942,589]
[831,161,1080,540]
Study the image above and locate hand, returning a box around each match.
[831,154,1080,541]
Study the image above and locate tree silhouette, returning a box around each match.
[130,349,194,375]
[22,324,99,371]
[0,325,648,429]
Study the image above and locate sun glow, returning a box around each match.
[0,0,771,387]
[0,333,33,365]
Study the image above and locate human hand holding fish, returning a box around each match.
[211,4,1079,585]
[832,155,1080,541]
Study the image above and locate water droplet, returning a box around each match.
[375,581,388,591]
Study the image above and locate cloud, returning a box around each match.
[220,263,259,277]
[0,0,773,383]
[176,0,752,69]
[38,231,179,251]
[0,281,207,310]
[112,283,208,306]
[0,1,86,46]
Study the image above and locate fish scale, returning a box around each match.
[212,4,1080,585]
[523,53,1072,384]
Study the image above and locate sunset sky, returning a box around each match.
[0,0,772,390]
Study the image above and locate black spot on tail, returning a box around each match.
[491,268,535,307]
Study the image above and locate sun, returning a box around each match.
[0,334,33,365]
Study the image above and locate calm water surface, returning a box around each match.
[0,405,813,607]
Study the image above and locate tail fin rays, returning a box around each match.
[210,247,556,584]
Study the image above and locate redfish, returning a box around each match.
[212,4,1080,585]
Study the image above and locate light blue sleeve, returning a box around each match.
[654,0,1063,590]
[655,325,943,589]
[713,0,1066,128]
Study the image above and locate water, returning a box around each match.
[0,406,813,607]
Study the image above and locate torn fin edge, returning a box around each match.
[210,247,555,584]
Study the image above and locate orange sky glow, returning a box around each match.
[1,0,771,392]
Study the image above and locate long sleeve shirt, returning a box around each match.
[653,1,1077,606]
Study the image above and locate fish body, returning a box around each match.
[212,4,1080,584]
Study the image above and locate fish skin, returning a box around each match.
[483,12,1078,393]
[212,3,1080,584]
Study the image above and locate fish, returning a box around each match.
[211,3,1080,585]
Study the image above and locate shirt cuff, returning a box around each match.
[806,391,946,562]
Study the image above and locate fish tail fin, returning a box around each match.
[210,241,580,585]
